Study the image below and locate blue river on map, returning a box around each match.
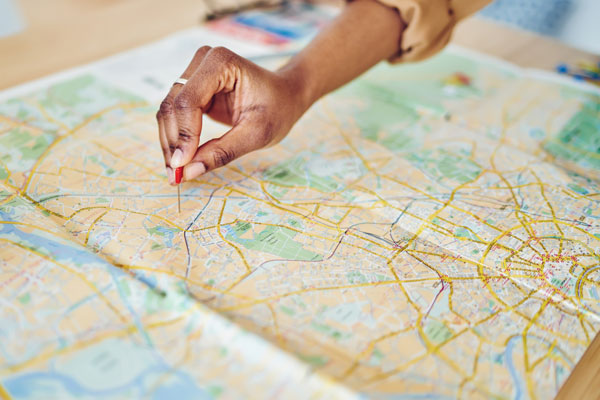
[0,210,121,270]
[0,211,210,399]
[4,367,210,399]
[0,210,153,343]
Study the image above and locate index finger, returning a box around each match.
[169,46,242,170]
[156,46,212,175]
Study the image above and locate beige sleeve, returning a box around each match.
[367,0,492,62]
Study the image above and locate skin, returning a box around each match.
[157,0,405,185]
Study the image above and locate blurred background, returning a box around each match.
[2,0,599,53]
[480,0,600,54]
[0,0,599,90]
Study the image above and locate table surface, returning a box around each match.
[0,1,599,398]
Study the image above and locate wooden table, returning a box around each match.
[0,1,599,398]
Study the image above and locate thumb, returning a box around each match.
[183,120,271,181]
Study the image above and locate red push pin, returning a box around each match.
[175,167,183,213]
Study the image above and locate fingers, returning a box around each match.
[183,119,272,182]
[170,47,241,170]
[158,46,267,184]
[157,46,212,183]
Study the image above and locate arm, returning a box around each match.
[280,0,405,114]
[157,0,405,184]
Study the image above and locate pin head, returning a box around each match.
[175,167,183,184]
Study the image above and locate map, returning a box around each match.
[1,28,600,399]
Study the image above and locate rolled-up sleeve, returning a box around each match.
[370,0,492,62]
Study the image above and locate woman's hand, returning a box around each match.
[157,46,308,185]
[157,0,404,185]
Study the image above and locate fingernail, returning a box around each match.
[184,162,206,181]
[166,167,174,185]
[170,148,183,168]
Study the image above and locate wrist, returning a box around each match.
[276,58,319,119]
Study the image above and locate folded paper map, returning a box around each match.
[1,27,599,399]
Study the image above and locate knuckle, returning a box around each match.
[194,45,212,59]
[178,128,195,142]
[158,98,174,115]
[173,94,193,112]
[212,146,235,168]
[208,46,234,62]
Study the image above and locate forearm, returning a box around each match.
[157,0,405,178]
[278,0,405,113]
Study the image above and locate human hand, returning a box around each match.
[157,46,308,185]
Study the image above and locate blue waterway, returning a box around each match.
[151,226,176,248]
[1,211,209,398]
[505,336,526,400]
[0,210,163,294]
[3,366,210,399]
[221,225,247,244]
[0,210,154,344]
[0,211,124,271]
